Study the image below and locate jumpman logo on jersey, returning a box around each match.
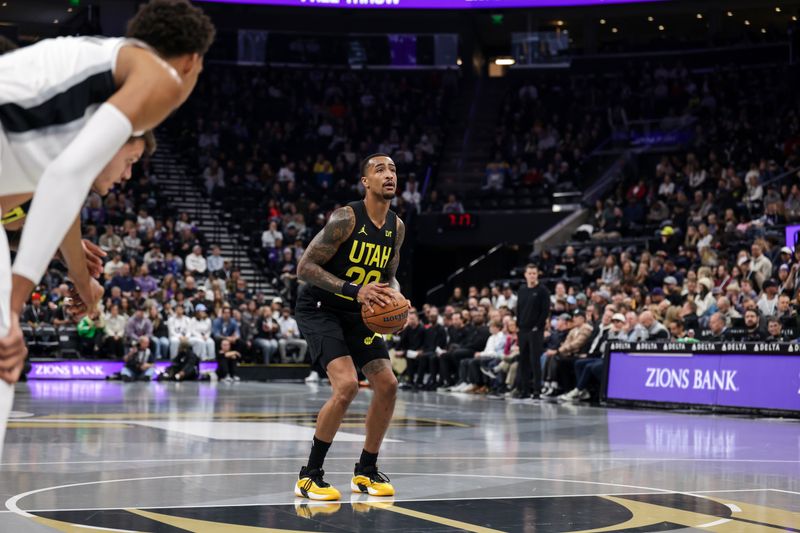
[358,225,368,236]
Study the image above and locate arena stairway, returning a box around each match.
[438,77,509,194]
[148,141,277,298]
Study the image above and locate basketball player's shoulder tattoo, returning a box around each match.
[362,358,392,376]
[386,218,405,292]
[297,206,356,294]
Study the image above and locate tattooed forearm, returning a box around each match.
[385,218,405,293]
[297,206,355,293]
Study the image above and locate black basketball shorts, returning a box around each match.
[295,288,389,370]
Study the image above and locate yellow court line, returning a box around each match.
[378,504,507,533]
[702,496,800,531]
[126,508,322,532]
[570,496,790,533]
[31,515,145,533]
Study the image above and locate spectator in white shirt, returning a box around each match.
[167,305,193,359]
[402,175,422,212]
[261,221,283,249]
[495,284,518,311]
[277,307,308,362]
[137,208,155,234]
[189,304,216,360]
[186,245,207,275]
[104,253,125,278]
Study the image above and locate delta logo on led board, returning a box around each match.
[199,0,664,9]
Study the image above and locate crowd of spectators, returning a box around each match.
[19,147,308,383]
[21,59,800,398]
[169,65,455,299]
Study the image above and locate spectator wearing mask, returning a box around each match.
[122,337,155,382]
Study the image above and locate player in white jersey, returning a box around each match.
[0,0,215,457]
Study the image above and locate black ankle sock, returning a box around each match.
[359,449,378,469]
[307,436,331,471]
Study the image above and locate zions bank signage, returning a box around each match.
[29,361,218,380]
[199,0,663,8]
[606,346,800,413]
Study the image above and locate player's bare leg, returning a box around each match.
[315,357,359,441]
[296,356,359,501]
[352,358,397,496]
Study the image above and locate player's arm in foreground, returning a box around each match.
[296,207,393,311]
[10,49,190,317]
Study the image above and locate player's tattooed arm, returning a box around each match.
[297,206,356,293]
[385,218,405,292]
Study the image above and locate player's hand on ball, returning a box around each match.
[0,312,28,384]
[357,282,395,314]
[82,239,107,279]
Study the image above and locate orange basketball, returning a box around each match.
[361,291,409,335]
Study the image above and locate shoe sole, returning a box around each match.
[294,485,340,501]
[351,481,394,497]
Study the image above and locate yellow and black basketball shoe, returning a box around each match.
[351,464,395,497]
[295,467,341,501]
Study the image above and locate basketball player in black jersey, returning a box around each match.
[293,154,407,501]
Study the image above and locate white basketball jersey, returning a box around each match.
[0,36,137,195]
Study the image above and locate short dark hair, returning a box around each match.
[525,263,538,272]
[127,0,216,58]
[0,35,18,55]
[129,130,157,156]
[360,153,392,177]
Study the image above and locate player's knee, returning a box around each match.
[334,379,359,404]
[374,373,398,398]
